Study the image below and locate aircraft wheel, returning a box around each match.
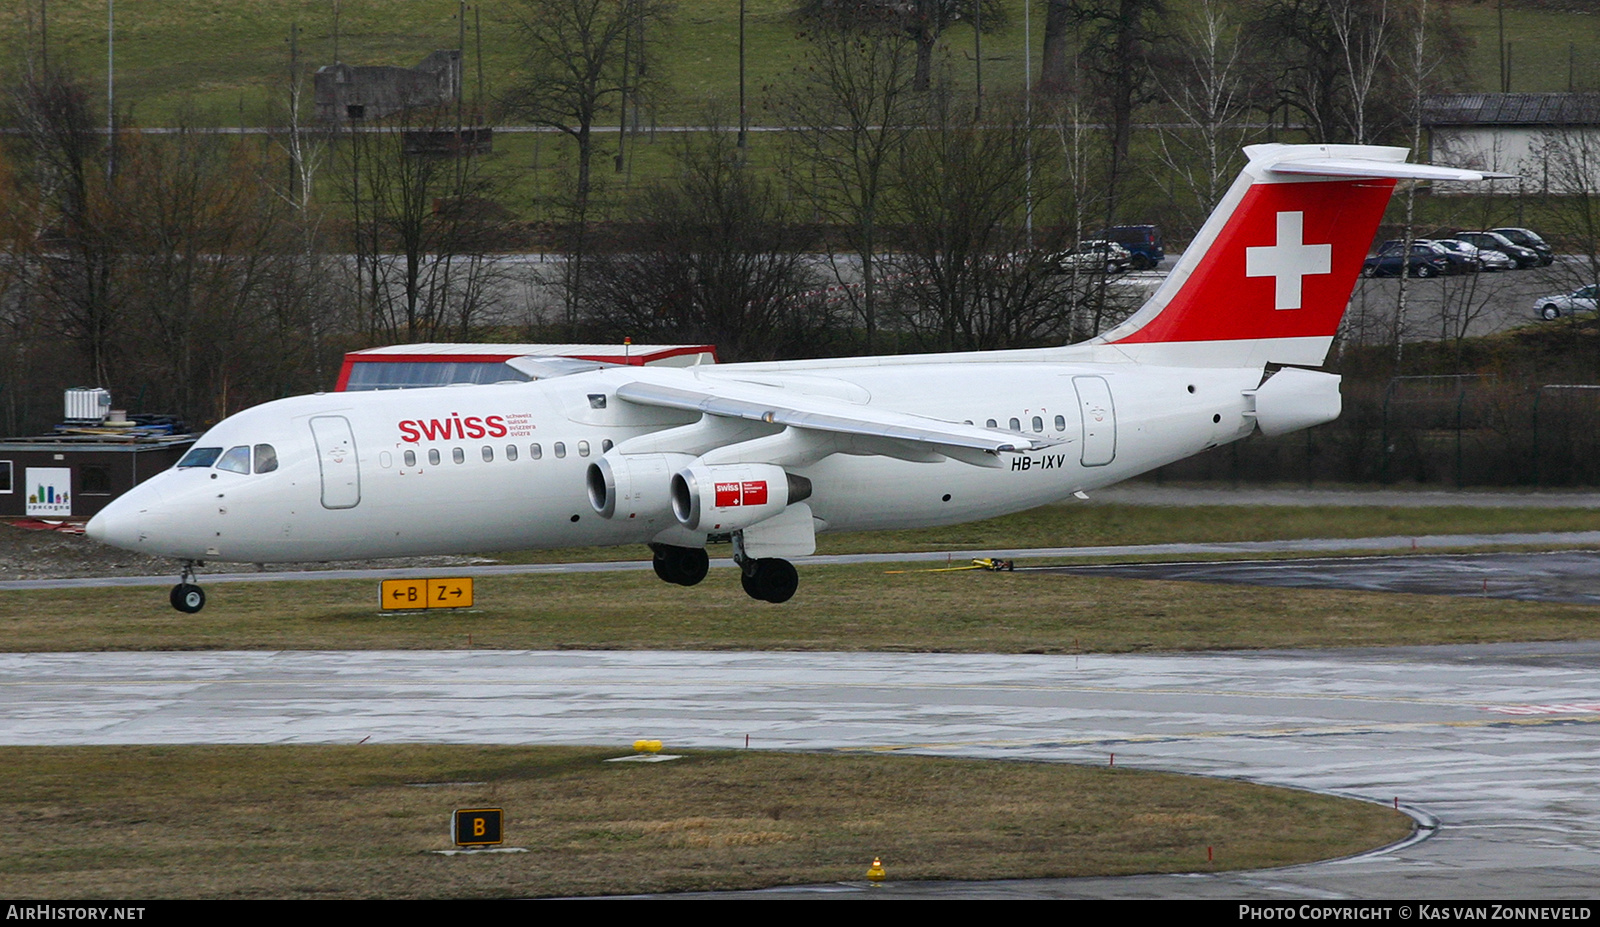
[652,546,709,586]
[674,548,709,586]
[740,559,798,604]
[170,583,206,614]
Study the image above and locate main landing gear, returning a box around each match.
[651,544,709,586]
[169,561,206,613]
[739,557,799,604]
[648,544,799,603]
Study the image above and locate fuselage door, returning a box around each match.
[1074,376,1117,467]
[310,415,361,509]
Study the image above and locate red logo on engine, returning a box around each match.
[714,480,768,507]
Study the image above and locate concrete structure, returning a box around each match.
[315,51,462,125]
[1425,93,1600,194]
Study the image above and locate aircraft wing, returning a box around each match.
[613,379,1051,458]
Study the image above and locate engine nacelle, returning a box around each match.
[671,463,813,532]
[1250,367,1342,437]
[587,453,696,520]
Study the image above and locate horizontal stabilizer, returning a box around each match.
[1268,158,1497,183]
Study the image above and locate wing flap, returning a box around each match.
[613,380,1048,458]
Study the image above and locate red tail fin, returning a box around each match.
[1095,144,1487,368]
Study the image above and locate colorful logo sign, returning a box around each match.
[25,468,72,516]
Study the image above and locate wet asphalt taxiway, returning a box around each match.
[1035,550,1600,604]
[3,644,1599,899]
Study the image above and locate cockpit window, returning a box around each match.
[216,446,252,474]
[178,446,223,468]
[254,444,278,474]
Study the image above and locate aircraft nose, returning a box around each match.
[85,484,163,552]
[85,500,137,549]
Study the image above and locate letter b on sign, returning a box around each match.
[453,808,504,847]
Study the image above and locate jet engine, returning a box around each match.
[670,463,813,532]
[1250,367,1342,437]
[586,453,695,520]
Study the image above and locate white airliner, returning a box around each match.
[87,143,1486,612]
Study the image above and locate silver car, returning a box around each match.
[1534,284,1599,320]
[1435,238,1514,272]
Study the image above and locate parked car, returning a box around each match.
[1091,225,1164,270]
[1454,230,1541,269]
[1362,240,1467,278]
[1051,240,1132,274]
[1435,237,1515,272]
[1490,227,1555,265]
[1533,284,1599,320]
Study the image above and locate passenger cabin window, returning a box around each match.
[482,446,494,462]
[554,442,567,459]
[1032,416,1044,433]
[578,440,590,457]
[985,419,997,428]
[531,443,542,459]
[1009,417,1021,431]
[179,447,223,468]
[506,445,518,462]
[452,447,465,464]
[404,450,417,467]
[602,439,613,452]
[253,444,278,473]
[428,449,441,466]
[216,446,251,474]
[1054,415,1066,431]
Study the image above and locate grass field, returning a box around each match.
[12,1,1597,125]
[11,560,1598,653]
[7,500,1600,654]
[0,745,1413,898]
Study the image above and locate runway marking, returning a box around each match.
[0,675,1568,714]
[1482,703,1600,715]
[842,713,1600,754]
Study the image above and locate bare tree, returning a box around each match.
[6,69,122,389]
[783,21,924,353]
[1531,127,1600,368]
[887,95,1076,351]
[1150,0,1256,231]
[585,125,825,361]
[503,0,673,333]
[337,109,510,343]
[1253,0,1462,146]
[794,1,1006,93]
[1056,0,1168,220]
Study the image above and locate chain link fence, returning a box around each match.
[1152,376,1600,487]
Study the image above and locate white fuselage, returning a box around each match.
[88,356,1263,564]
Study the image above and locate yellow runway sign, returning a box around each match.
[380,577,475,610]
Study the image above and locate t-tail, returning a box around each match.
[1090,144,1489,369]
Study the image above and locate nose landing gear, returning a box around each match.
[170,562,206,613]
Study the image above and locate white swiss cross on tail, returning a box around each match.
[1245,211,1332,311]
